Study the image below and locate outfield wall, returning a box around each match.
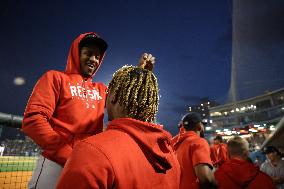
[0,122,39,189]
[0,156,37,189]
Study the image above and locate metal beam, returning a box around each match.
[0,112,23,128]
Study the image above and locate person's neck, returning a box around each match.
[186,130,200,136]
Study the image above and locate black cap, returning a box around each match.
[79,33,108,53]
[263,146,281,155]
[182,112,207,129]
[214,135,223,141]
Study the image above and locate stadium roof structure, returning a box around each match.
[261,116,284,148]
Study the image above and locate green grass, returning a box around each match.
[0,156,37,172]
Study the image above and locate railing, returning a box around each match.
[211,105,284,128]
[261,116,284,148]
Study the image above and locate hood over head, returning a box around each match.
[219,158,260,187]
[65,32,108,78]
[107,118,174,173]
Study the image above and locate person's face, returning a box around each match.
[266,152,278,162]
[80,45,101,77]
[214,139,219,145]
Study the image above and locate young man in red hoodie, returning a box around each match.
[56,65,180,188]
[173,112,217,189]
[22,32,109,189]
[22,32,155,188]
[214,136,276,189]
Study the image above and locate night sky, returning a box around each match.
[0,0,236,135]
[230,0,284,101]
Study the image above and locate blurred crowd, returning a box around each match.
[0,137,40,156]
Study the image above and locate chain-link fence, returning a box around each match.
[0,113,40,189]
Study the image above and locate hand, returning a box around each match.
[138,53,155,71]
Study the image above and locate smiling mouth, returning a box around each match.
[87,63,95,69]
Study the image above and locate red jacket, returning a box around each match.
[215,158,276,189]
[210,143,228,167]
[173,131,213,189]
[56,118,181,189]
[22,32,107,166]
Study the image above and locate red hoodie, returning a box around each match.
[215,158,276,189]
[56,118,181,189]
[173,131,213,189]
[210,143,228,167]
[22,32,107,166]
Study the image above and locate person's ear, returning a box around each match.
[243,150,249,157]
[111,98,117,103]
[196,123,202,131]
[107,91,117,104]
[110,94,117,104]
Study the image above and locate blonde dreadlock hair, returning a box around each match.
[108,66,159,122]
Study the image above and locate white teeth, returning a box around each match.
[87,64,94,68]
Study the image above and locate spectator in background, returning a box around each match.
[249,144,266,166]
[56,64,180,188]
[173,112,217,189]
[254,155,263,167]
[261,146,284,189]
[210,135,228,168]
[215,136,276,189]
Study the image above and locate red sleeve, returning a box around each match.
[56,141,115,189]
[191,139,213,168]
[22,71,72,165]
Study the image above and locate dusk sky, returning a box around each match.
[0,0,241,135]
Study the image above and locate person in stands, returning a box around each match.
[261,146,284,189]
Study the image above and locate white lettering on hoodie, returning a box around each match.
[69,83,103,109]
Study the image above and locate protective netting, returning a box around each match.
[0,136,39,189]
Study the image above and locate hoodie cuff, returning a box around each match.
[42,144,73,166]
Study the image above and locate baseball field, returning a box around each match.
[0,156,37,189]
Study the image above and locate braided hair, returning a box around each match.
[107,66,159,122]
